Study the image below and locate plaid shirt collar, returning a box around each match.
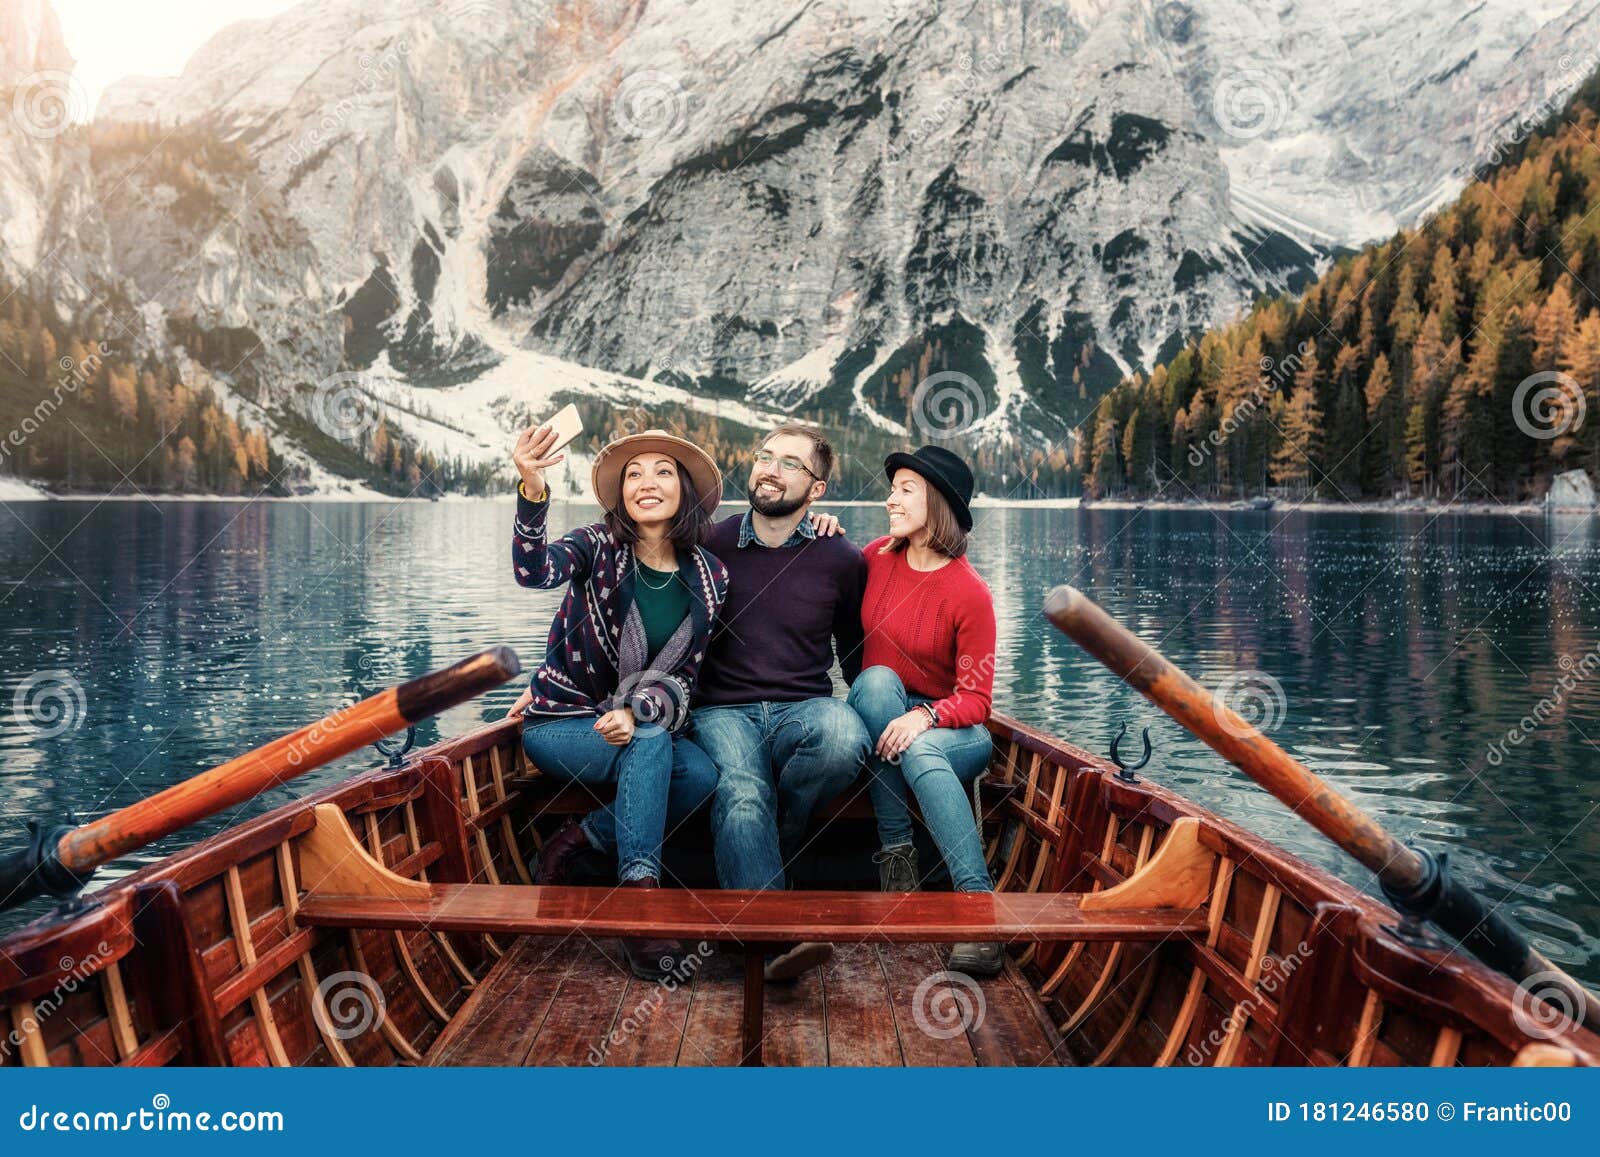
[737,508,816,549]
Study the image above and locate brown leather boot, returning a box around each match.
[535,818,594,886]
[618,877,684,980]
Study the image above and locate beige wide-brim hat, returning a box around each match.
[590,429,723,520]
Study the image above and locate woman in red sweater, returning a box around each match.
[846,445,1001,976]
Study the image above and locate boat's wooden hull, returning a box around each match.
[2,713,1595,1067]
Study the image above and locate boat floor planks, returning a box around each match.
[427,937,1064,1066]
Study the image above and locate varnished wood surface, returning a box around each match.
[297,883,1211,943]
[427,936,1065,1066]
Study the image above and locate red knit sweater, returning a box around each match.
[860,536,996,728]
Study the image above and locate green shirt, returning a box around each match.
[633,561,691,661]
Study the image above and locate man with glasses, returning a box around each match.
[693,425,870,981]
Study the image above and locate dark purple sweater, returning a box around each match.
[694,512,866,706]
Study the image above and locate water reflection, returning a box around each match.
[1,500,1597,980]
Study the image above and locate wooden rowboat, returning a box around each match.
[4,703,1597,1068]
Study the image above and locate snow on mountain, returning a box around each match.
[4,0,1600,492]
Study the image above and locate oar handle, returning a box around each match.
[1044,585,1600,1033]
[1043,585,1427,888]
[53,646,519,876]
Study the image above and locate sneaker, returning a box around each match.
[762,941,833,983]
[947,941,1005,977]
[618,878,685,980]
[534,817,594,886]
[871,844,919,892]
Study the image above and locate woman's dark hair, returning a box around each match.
[604,459,712,548]
[883,480,969,559]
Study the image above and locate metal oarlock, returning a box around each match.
[0,818,94,911]
[373,725,417,769]
[1109,721,1153,784]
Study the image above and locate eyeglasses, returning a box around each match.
[753,449,818,479]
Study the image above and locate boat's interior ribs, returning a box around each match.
[2,713,1597,1067]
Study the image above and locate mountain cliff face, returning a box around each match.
[5,0,1600,491]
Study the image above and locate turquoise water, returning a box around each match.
[1,499,1597,982]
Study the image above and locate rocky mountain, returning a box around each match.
[5,0,1600,494]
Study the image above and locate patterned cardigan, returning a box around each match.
[512,489,729,734]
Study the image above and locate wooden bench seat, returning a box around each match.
[293,803,1215,1065]
[298,883,1208,943]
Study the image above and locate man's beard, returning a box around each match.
[747,482,807,518]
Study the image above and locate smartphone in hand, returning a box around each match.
[542,403,584,454]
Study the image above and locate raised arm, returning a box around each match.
[510,420,595,588]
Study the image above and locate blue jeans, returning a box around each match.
[692,698,870,890]
[846,666,994,893]
[521,716,718,883]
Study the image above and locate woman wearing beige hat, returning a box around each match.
[504,423,728,979]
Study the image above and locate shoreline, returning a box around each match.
[1080,496,1573,517]
[0,480,1589,517]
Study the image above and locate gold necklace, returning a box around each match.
[634,556,676,589]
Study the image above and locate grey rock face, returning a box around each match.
[3,0,1598,485]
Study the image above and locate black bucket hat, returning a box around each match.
[884,445,975,532]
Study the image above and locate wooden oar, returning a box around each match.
[0,646,520,911]
[1044,584,1600,1034]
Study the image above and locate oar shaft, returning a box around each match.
[1046,585,1600,1034]
[54,646,519,876]
[1043,585,1428,889]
